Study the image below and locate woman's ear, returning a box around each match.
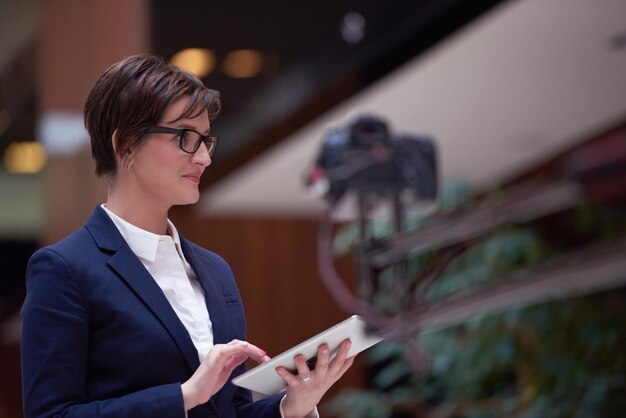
[113,129,135,170]
[112,129,130,160]
[112,129,119,155]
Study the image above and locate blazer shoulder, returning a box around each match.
[184,239,231,267]
[41,226,96,258]
[28,227,101,277]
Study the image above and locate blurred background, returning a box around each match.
[1,0,625,417]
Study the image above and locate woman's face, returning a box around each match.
[124,96,212,210]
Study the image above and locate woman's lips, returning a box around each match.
[183,174,201,184]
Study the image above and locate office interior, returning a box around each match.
[1,0,625,417]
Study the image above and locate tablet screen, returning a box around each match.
[232,315,383,396]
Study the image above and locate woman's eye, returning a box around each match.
[179,131,190,146]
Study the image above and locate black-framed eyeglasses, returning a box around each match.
[145,126,218,155]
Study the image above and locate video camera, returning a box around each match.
[307,115,437,215]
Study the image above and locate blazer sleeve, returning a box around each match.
[230,362,283,418]
[21,248,186,418]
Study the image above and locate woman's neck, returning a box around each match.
[105,185,170,235]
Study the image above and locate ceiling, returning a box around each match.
[198,0,626,217]
[152,0,505,161]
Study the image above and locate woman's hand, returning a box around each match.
[276,339,355,418]
[181,339,270,411]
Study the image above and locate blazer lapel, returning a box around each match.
[85,207,200,373]
[179,238,230,345]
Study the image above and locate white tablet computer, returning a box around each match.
[232,315,383,396]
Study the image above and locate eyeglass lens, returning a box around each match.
[180,130,216,155]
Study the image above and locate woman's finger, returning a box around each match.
[223,353,248,371]
[294,354,312,381]
[336,355,355,377]
[220,340,267,363]
[336,339,352,360]
[314,344,330,375]
[329,339,352,374]
[275,366,301,386]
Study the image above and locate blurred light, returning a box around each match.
[341,12,366,44]
[0,109,12,137]
[4,141,47,174]
[222,49,263,78]
[171,48,216,77]
[39,112,88,155]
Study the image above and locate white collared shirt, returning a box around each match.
[101,205,214,361]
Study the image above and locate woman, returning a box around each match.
[21,54,354,418]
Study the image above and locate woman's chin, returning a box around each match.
[175,193,201,206]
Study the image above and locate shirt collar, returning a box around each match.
[101,204,185,263]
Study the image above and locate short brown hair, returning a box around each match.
[84,54,221,177]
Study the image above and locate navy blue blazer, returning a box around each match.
[21,206,282,418]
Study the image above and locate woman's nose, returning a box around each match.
[193,142,212,166]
